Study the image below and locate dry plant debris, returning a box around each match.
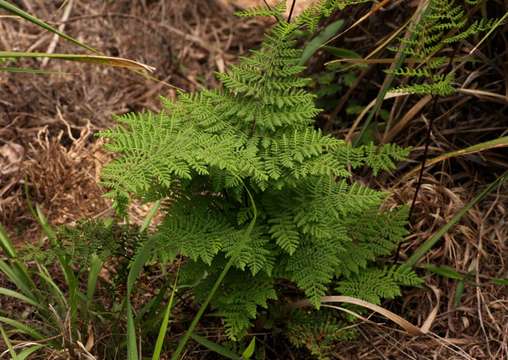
[0,0,266,237]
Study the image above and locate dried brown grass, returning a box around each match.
[0,0,266,237]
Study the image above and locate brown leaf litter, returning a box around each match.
[0,0,267,239]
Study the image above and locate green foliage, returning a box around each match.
[286,309,357,360]
[57,220,146,289]
[390,0,499,96]
[235,1,287,20]
[185,260,277,340]
[0,217,160,358]
[297,0,373,31]
[99,5,416,342]
[0,223,103,357]
[337,266,422,304]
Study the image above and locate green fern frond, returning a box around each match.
[99,5,414,343]
[363,143,411,175]
[222,226,276,276]
[190,263,277,340]
[284,231,351,307]
[296,0,374,31]
[235,1,286,20]
[157,198,238,264]
[390,0,498,97]
[336,266,422,304]
[268,213,301,255]
[287,309,357,360]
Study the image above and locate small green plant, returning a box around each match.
[0,208,156,358]
[99,2,420,356]
[286,308,357,360]
[389,0,499,96]
[0,212,103,357]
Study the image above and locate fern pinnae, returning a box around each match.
[389,0,499,97]
[100,3,418,342]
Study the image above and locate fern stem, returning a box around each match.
[353,0,429,145]
[395,40,460,262]
[171,182,257,360]
[170,255,235,360]
[262,0,280,23]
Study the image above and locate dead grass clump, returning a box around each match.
[368,173,508,359]
[0,0,266,237]
[22,126,108,228]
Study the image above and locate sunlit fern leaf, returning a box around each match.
[99,10,417,341]
[337,266,423,304]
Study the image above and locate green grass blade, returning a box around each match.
[151,271,179,360]
[127,238,156,296]
[0,52,155,72]
[0,287,41,309]
[0,325,18,360]
[403,171,508,268]
[453,280,465,307]
[299,20,344,65]
[0,225,38,300]
[34,204,57,244]
[0,261,36,301]
[125,238,157,360]
[0,317,44,340]
[424,265,464,280]
[0,223,16,258]
[36,203,80,327]
[0,0,98,53]
[87,254,103,304]
[36,263,67,311]
[16,345,45,360]
[140,200,161,233]
[190,334,241,360]
[127,301,138,360]
[492,278,508,286]
[242,337,256,359]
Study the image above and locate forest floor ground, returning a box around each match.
[0,1,507,359]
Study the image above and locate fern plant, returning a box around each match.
[286,308,357,360]
[389,0,498,96]
[99,2,420,341]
